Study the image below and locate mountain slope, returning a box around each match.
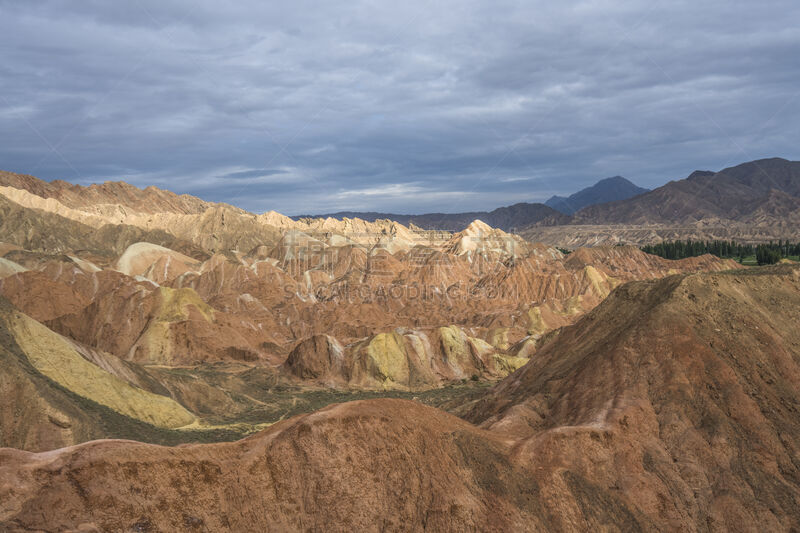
[545,176,649,215]
[0,170,219,215]
[0,400,559,532]
[572,158,800,224]
[465,264,800,530]
[0,193,205,260]
[0,296,202,451]
[0,170,448,253]
[523,158,800,246]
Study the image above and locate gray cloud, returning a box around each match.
[217,169,289,180]
[1,0,799,214]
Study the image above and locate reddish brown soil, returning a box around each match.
[2,266,799,531]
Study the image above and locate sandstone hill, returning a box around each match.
[2,265,799,531]
[0,296,196,451]
[465,263,800,530]
[0,240,735,386]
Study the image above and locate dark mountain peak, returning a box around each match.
[595,175,627,184]
[687,170,715,180]
[545,176,649,215]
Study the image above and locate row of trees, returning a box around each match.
[641,240,800,265]
[755,245,783,265]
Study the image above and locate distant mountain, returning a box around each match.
[522,158,800,247]
[570,158,800,225]
[294,202,568,232]
[545,176,649,215]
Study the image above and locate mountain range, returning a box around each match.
[2,157,799,251]
[294,202,568,232]
[571,158,800,224]
[304,158,800,245]
[524,157,800,246]
[293,176,650,231]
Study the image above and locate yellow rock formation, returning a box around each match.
[5,311,195,428]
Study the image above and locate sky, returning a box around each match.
[1,1,800,215]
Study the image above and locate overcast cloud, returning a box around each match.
[1,0,799,214]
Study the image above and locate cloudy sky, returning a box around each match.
[2,1,800,214]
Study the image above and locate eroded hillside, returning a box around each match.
[0,172,740,452]
[2,265,799,531]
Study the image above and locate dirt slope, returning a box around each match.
[0,399,637,532]
[2,266,800,531]
[465,264,800,531]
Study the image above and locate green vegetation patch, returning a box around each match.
[641,239,800,265]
